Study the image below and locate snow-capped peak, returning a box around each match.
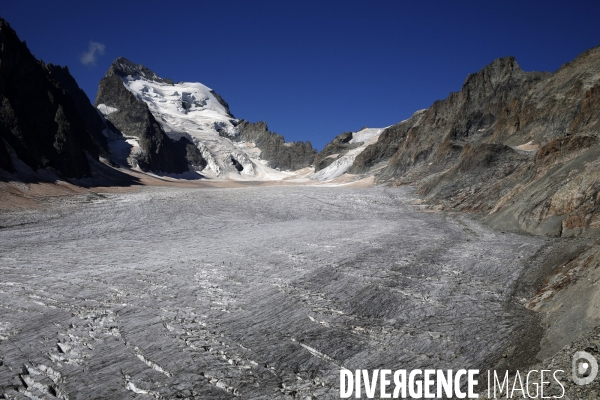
[103,58,292,178]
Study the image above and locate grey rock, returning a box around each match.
[107,56,174,85]
[313,131,361,172]
[232,120,317,171]
[230,154,244,172]
[209,89,234,118]
[349,109,426,174]
[418,143,531,212]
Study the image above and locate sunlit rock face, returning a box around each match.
[232,120,318,172]
[345,48,600,237]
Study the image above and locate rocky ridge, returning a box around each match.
[311,127,385,181]
[231,120,317,171]
[341,49,600,239]
[44,64,111,159]
[349,109,427,175]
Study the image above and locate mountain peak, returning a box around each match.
[462,56,524,90]
[106,57,174,84]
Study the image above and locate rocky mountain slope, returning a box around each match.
[311,127,385,181]
[232,120,317,171]
[0,18,103,179]
[349,109,426,175]
[95,63,206,174]
[96,57,316,177]
[340,48,600,239]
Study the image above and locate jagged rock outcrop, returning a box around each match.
[233,120,317,170]
[0,18,102,178]
[418,143,531,213]
[0,135,12,172]
[313,131,362,172]
[364,48,600,237]
[95,59,206,173]
[209,89,234,119]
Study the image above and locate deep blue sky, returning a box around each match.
[3,1,600,150]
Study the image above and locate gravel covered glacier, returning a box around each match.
[0,186,544,399]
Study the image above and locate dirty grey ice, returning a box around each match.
[0,186,543,399]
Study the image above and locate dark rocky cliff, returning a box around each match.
[95,58,206,173]
[0,18,102,179]
[106,57,174,85]
[44,63,110,158]
[233,120,317,171]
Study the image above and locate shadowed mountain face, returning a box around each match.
[0,18,101,179]
[44,64,110,159]
[341,49,600,237]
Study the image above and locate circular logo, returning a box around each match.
[572,351,598,385]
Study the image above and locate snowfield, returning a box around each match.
[0,186,544,398]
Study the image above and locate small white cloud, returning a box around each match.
[80,41,106,66]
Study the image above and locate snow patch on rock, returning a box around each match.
[312,128,385,181]
[97,104,118,115]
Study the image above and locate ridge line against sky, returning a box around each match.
[3,0,600,150]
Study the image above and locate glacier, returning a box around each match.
[0,186,544,398]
